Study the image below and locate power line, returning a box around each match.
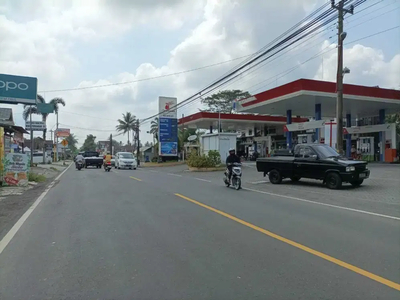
[58,123,116,132]
[140,5,341,124]
[61,110,117,122]
[141,0,370,124]
[169,23,399,121]
[38,54,255,93]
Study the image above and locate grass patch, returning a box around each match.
[50,167,59,172]
[29,173,47,183]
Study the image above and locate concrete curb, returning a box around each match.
[188,166,225,172]
[141,161,186,168]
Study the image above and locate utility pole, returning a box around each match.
[136,120,140,166]
[56,112,59,161]
[110,133,113,155]
[331,0,353,154]
[29,106,34,167]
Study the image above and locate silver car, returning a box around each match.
[115,152,137,170]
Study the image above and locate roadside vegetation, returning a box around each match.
[29,173,47,182]
[186,150,221,168]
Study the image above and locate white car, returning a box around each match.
[115,152,137,170]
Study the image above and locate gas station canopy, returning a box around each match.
[178,112,307,131]
[238,79,400,118]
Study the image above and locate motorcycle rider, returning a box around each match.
[103,152,112,169]
[75,154,85,168]
[226,147,241,182]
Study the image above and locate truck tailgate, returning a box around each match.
[256,157,295,173]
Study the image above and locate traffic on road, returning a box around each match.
[0,159,399,299]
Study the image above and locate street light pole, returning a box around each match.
[331,0,354,154]
[30,105,34,167]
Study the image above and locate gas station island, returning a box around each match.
[179,79,400,162]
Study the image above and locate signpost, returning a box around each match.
[0,74,38,105]
[158,97,178,157]
[55,128,70,137]
[25,121,46,131]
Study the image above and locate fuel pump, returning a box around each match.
[357,137,374,162]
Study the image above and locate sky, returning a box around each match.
[1,0,399,146]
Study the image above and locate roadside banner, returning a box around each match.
[2,153,30,187]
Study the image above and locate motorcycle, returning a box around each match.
[223,162,242,190]
[104,161,112,172]
[76,160,84,171]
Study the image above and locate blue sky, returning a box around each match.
[1,0,399,145]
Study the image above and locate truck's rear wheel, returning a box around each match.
[268,170,282,184]
[326,172,342,189]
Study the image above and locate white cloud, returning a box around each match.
[315,43,400,89]
[2,0,399,146]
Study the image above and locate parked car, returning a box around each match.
[115,152,137,170]
[31,152,52,164]
[256,144,370,189]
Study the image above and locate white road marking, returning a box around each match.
[243,187,400,221]
[0,163,73,255]
[250,180,269,184]
[167,173,182,177]
[149,170,158,173]
[113,170,119,174]
[195,178,212,183]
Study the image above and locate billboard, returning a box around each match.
[25,121,46,131]
[0,74,38,105]
[158,97,178,156]
[55,128,70,137]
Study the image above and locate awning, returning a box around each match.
[0,123,29,134]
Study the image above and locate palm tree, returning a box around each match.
[116,112,137,146]
[150,117,159,141]
[23,95,66,163]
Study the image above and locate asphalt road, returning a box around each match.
[0,164,399,299]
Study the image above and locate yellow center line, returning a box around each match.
[175,193,400,292]
[130,176,142,182]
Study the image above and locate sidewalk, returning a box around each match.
[0,165,62,240]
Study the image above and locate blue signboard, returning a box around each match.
[159,117,178,156]
[160,142,178,155]
[159,118,178,142]
[0,73,38,105]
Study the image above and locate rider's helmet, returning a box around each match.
[229,148,235,155]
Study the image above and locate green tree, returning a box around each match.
[201,90,250,113]
[80,134,97,152]
[178,128,197,151]
[150,117,159,141]
[386,113,400,135]
[23,95,66,163]
[66,133,78,154]
[116,112,137,146]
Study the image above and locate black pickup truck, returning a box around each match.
[80,151,103,168]
[256,144,370,189]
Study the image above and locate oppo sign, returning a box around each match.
[0,81,29,91]
[0,73,37,105]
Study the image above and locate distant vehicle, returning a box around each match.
[256,144,370,189]
[115,152,137,170]
[30,152,52,164]
[110,155,115,167]
[82,151,103,168]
